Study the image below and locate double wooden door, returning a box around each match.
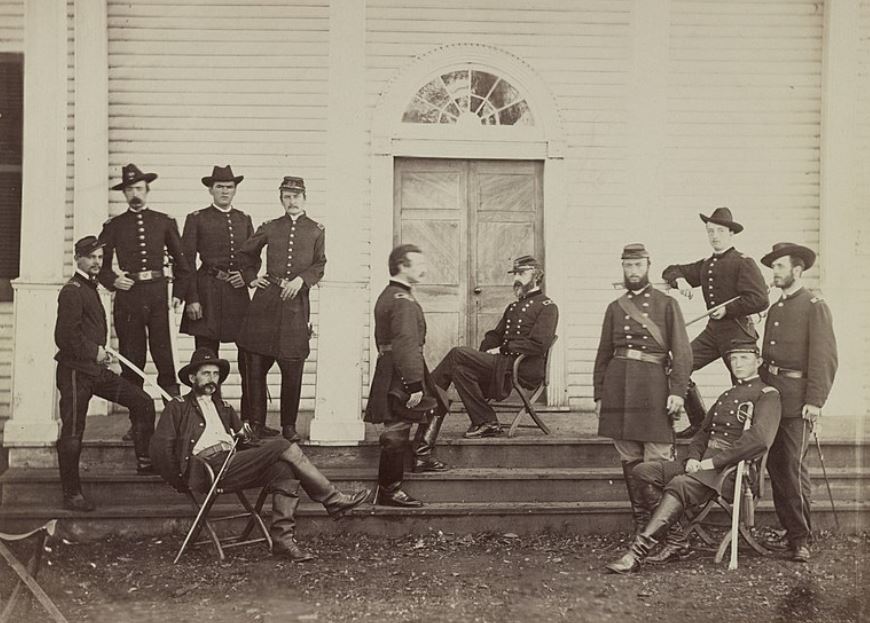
[394,158,544,367]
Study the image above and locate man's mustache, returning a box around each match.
[199,382,217,392]
[128,197,144,207]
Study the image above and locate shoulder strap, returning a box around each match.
[617,293,666,349]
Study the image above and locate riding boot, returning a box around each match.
[412,415,448,473]
[375,450,422,507]
[621,460,647,534]
[676,381,706,439]
[280,443,370,520]
[606,493,685,574]
[131,409,156,474]
[57,437,95,512]
[269,479,313,562]
[647,520,691,564]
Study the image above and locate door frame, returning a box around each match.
[370,44,569,407]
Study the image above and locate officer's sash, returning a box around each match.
[617,293,666,350]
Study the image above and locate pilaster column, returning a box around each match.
[309,0,367,443]
[6,0,69,446]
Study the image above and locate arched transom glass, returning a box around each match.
[402,69,534,127]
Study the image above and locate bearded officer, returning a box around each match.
[662,207,769,438]
[180,165,255,424]
[365,244,449,506]
[236,176,325,442]
[431,255,558,441]
[606,338,781,573]
[595,244,692,535]
[759,242,838,563]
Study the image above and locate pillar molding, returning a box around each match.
[6,0,70,447]
[309,0,367,443]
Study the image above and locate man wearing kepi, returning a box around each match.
[236,176,325,442]
[365,244,449,507]
[55,236,157,511]
[595,244,692,534]
[431,255,558,440]
[180,165,255,421]
[98,164,191,406]
[606,337,781,573]
[150,348,369,562]
[662,207,769,438]
[759,242,838,563]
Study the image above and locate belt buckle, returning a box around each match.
[625,349,642,361]
[279,278,289,289]
[768,363,780,375]
[136,270,151,280]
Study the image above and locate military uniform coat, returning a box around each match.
[179,205,255,342]
[761,287,838,418]
[685,377,781,494]
[364,281,447,424]
[594,285,693,443]
[54,272,107,377]
[236,213,326,360]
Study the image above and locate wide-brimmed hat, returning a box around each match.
[699,207,743,234]
[621,243,650,260]
[725,337,759,356]
[202,164,244,187]
[760,242,816,271]
[507,255,541,274]
[111,163,158,191]
[74,235,105,257]
[178,347,231,386]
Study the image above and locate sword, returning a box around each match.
[685,296,741,327]
[729,401,754,570]
[105,346,173,403]
[814,429,840,530]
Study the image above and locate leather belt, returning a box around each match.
[265,274,294,288]
[613,347,667,366]
[764,363,805,379]
[378,344,392,354]
[196,441,233,460]
[127,270,165,283]
[204,266,236,281]
[707,437,732,451]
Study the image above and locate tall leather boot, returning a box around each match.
[244,353,280,439]
[375,450,422,508]
[413,415,448,473]
[676,381,706,439]
[621,460,647,534]
[131,408,156,475]
[647,521,691,564]
[57,437,95,512]
[280,444,370,520]
[606,493,685,574]
[269,479,313,562]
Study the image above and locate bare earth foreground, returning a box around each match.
[1,529,867,623]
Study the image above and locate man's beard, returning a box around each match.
[513,280,536,298]
[128,196,144,208]
[623,274,650,292]
[775,273,795,290]
[193,381,217,396]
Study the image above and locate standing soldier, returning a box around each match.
[236,176,324,442]
[759,242,838,562]
[99,164,191,437]
[662,207,769,438]
[55,236,157,511]
[180,165,255,422]
[595,244,692,534]
[365,244,449,507]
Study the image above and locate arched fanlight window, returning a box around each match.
[402,69,534,127]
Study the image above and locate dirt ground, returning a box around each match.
[2,529,867,623]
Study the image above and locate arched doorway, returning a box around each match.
[370,44,569,407]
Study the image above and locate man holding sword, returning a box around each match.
[55,236,158,511]
[662,207,769,438]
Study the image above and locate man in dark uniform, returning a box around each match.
[180,165,255,425]
[595,244,692,534]
[606,338,781,573]
[236,176,325,442]
[365,244,449,506]
[55,236,157,511]
[662,207,769,438]
[431,255,558,440]
[150,348,369,562]
[98,163,191,410]
[759,242,838,562]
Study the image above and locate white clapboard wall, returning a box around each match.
[858,0,870,415]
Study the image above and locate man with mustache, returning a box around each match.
[431,255,558,441]
[150,348,369,562]
[595,244,692,535]
[180,165,256,432]
[759,243,838,562]
[98,164,191,428]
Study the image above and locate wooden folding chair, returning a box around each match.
[0,520,68,623]
[173,456,272,564]
[687,452,770,564]
[503,336,558,438]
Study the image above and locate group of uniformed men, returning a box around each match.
[54,164,837,567]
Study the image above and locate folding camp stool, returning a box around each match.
[498,336,558,437]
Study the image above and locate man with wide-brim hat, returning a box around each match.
[662,207,769,438]
[180,165,256,432]
[758,242,837,563]
[98,164,192,437]
[236,175,325,442]
[150,347,370,562]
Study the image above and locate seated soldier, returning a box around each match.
[431,255,558,438]
[150,347,370,562]
[606,337,781,574]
